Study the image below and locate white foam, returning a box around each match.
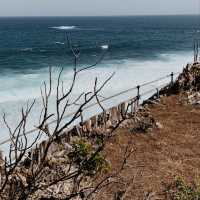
[55,42,65,45]
[0,51,193,152]
[51,26,76,30]
[20,48,33,52]
[101,45,109,49]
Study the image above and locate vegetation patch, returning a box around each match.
[69,138,111,176]
[166,177,200,200]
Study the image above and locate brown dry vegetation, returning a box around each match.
[97,93,200,200]
[2,63,200,199]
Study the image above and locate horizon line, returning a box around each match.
[0,14,199,18]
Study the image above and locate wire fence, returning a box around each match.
[0,71,180,146]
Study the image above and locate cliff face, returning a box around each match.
[175,63,200,91]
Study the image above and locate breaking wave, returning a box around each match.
[0,50,194,153]
[55,42,65,45]
[51,26,76,30]
[20,48,33,52]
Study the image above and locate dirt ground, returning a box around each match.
[96,93,200,200]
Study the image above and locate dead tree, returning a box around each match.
[0,33,133,200]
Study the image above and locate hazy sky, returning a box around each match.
[0,0,199,17]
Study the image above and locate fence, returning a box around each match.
[0,71,180,147]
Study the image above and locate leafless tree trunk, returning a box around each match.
[0,33,133,200]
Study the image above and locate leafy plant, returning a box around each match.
[69,139,111,175]
[167,177,200,200]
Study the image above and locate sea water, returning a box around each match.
[0,15,198,151]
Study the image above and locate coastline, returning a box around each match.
[1,62,200,199]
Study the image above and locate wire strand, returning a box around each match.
[0,72,180,146]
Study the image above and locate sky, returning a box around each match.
[0,0,199,17]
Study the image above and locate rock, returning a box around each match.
[186,91,200,105]
[48,142,59,154]
[106,119,112,128]
[64,143,73,153]
[0,150,4,169]
[114,190,126,200]
[188,94,194,100]
[156,122,163,129]
[46,156,67,168]
[54,150,66,158]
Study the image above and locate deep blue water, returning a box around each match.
[0,15,199,73]
[0,15,199,149]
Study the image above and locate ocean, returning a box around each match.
[0,15,198,150]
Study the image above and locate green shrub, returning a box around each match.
[168,177,200,200]
[69,139,110,176]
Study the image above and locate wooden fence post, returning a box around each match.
[121,102,126,117]
[170,72,174,85]
[91,115,97,130]
[131,98,136,114]
[156,88,159,99]
[137,85,140,107]
[111,106,119,124]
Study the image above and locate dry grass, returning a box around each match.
[97,93,200,200]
